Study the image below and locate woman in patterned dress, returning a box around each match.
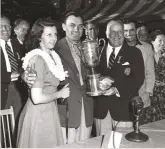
[17,18,70,147]
[144,29,165,124]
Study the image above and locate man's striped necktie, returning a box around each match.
[5,41,18,72]
[108,47,115,69]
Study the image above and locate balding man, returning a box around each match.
[0,16,23,121]
[94,20,145,136]
[137,25,149,43]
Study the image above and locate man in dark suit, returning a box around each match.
[0,16,23,122]
[12,19,30,105]
[94,20,145,136]
[12,19,30,58]
[55,12,94,144]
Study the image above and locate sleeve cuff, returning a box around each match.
[115,88,120,97]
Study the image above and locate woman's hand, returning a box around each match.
[59,83,70,99]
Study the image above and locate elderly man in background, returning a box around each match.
[0,15,23,122]
[11,19,30,109]
[123,20,155,110]
[137,25,150,43]
[12,19,30,58]
[94,20,145,136]
[84,21,99,41]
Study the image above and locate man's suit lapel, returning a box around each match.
[57,38,81,86]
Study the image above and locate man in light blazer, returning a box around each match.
[123,20,155,109]
[55,12,94,144]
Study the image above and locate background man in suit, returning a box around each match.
[13,19,30,58]
[137,25,150,43]
[12,19,30,105]
[0,16,23,123]
[55,12,94,144]
[84,21,99,41]
[123,20,155,109]
[94,20,145,136]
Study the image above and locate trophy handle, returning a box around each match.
[98,38,106,61]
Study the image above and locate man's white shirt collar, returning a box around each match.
[17,38,23,45]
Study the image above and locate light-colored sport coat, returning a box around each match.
[136,41,155,97]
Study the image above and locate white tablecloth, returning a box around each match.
[56,119,165,148]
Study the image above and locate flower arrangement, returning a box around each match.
[22,49,68,81]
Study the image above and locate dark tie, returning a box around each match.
[108,47,115,69]
[5,41,18,72]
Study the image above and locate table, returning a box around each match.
[56,119,165,148]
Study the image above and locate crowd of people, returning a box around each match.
[1,12,165,148]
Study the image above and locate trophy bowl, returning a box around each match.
[81,40,100,68]
[73,30,106,96]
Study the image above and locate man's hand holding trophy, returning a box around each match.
[99,77,117,96]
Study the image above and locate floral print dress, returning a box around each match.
[144,55,165,124]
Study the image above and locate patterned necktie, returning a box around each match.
[5,41,18,72]
[108,47,115,69]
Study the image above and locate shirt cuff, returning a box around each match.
[115,87,120,97]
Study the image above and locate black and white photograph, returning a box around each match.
[1,0,165,148]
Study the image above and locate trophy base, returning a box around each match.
[125,131,149,142]
[86,90,103,96]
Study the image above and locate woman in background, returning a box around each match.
[17,18,70,147]
[144,29,165,124]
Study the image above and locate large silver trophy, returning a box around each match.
[74,22,106,96]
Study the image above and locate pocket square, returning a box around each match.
[122,62,129,65]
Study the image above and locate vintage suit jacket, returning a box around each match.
[11,37,28,62]
[1,39,22,109]
[55,38,94,128]
[1,46,11,109]
[136,41,155,97]
[11,37,28,104]
[94,41,145,121]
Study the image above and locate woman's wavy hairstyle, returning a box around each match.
[25,18,57,51]
[149,28,165,42]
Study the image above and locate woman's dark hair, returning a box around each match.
[149,28,165,42]
[25,18,57,51]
